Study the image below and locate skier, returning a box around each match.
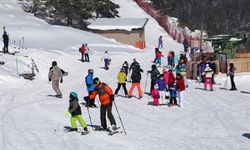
[67,92,89,133]
[208,58,216,84]
[147,64,160,94]
[183,39,189,53]
[178,62,188,87]
[167,51,173,66]
[121,61,129,76]
[84,78,117,131]
[155,50,163,67]
[128,65,143,99]
[163,68,169,87]
[154,48,159,63]
[84,44,90,62]
[198,59,206,83]
[168,69,175,86]
[48,61,63,98]
[151,84,159,106]
[129,58,140,73]
[156,74,167,105]
[85,69,97,107]
[2,31,9,53]
[158,35,163,49]
[228,63,237,90]
[176,73,185,107]
[114,68,128,97]
[80,44,86,62]
[204,64,214,91]
[102,51,111,70]
[169,84,177,106]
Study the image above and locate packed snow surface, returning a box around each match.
[0,0,250,150]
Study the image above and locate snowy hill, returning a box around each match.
[0,0,250,150]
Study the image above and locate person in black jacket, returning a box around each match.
[183,39,189,53]
[128,65,143,98]
[2,31,9,53]
[129,58,140,73]
[147,64,160,94]
[68,92,89,133]
[208,58,216,84]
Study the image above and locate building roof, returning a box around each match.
[88,18,149,31]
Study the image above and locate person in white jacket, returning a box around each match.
[102,51,111,70]
[204,64,214,91]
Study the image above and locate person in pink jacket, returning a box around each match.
[151,85,159,106]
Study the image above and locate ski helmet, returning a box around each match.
[93,77,100,85]
[69,92,78,99]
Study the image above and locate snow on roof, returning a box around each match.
[88,18,149,31]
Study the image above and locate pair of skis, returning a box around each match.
[61,126,122,136]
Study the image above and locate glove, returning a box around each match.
[60,78,63,83]
[49,79,51,82]
[110,95,115,102]
[84,96,90,102]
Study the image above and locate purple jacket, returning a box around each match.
[156,79,166,91]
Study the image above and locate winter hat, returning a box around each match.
[69,92,78,99]
[151,64,156,69]
[93,77,100,85]
[88,69,94,74]
[52,61,57,66]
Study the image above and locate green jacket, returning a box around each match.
[117,71,126,83]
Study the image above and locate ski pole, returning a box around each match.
[85,98,93,130]
[144,73,149,93]
[113,101,127,135]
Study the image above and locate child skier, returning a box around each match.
[169,84,177,106]
[68,92,89,133]
[114,68,128,97]
[151,84,159,106]
[155,50,163,67]
[156,74,166,105]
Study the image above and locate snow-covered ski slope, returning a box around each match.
[0,0,250,150]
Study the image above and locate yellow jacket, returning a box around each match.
[117,71,127,83]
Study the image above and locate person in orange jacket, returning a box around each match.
[84,78,117,131]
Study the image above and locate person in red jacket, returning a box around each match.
[84,78,117,131]
[80,44,86,62]
[168,69,175,86]
[176,73,185,107]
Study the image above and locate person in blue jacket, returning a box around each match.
[85,69,96,107]
[156,74,167,105]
